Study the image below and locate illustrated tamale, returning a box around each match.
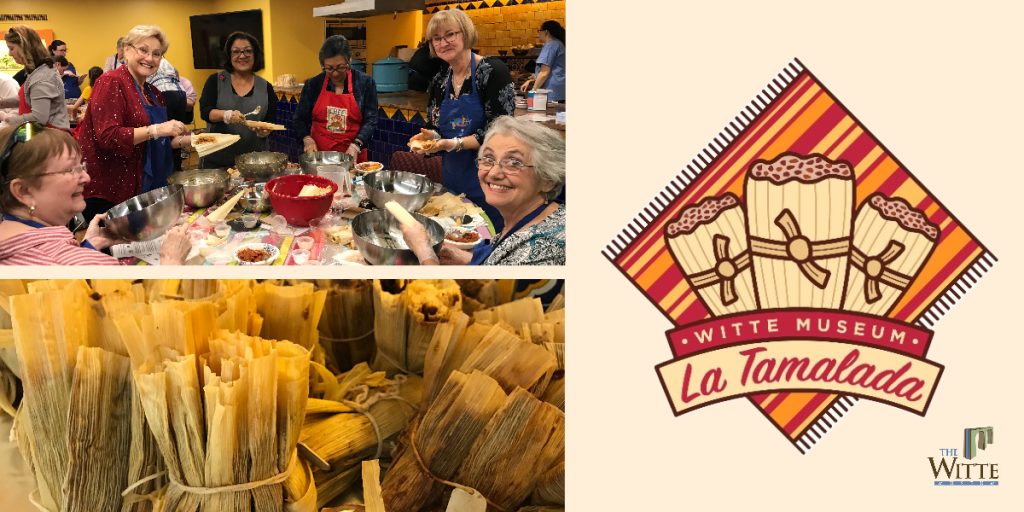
[746,153,855,309]
[844,194,939,316]
[665,193,758,314]
[372,280,462,374]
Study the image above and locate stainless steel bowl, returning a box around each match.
[351,209,444,265]
[236,182,272,213]
[362,171,435,212]
[235,151,288,181]
[167,168,230,208]
[299,151,354,175]
[104,185,185,241]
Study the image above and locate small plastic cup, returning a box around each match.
[267,214,288,233]
[214,222,231,238]
[295,235,314,251]
[242,213,258,229]
[205,253,231,266]
[291,248,310,265]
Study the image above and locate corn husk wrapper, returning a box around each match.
[540,374,564,411]
[318,280,375,373]
[362,460,385,512]
[471,297,545,326]
[530,462,565,506]
[313,465,361,509]
[372,280,462,374]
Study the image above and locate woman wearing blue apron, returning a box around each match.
[410,9,516,234]
[132,79,175,192]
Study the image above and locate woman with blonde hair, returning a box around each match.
[0,25,70,129]
[76,25,192,223]
[408,8,515,232]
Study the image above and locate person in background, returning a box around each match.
[400,116,565,265]
[48,39,82,100]
[102,37,126,72]
[0,72,18,127]
[148,58,192,125]
[0,123,191,265]
[68,67,103,120]
[199,31,276,168]
[0,26,70,130]
[408,9,515,233]
[179,73,197,111]
[408,39,445,92]
[76,25,192,222]
[519,20,566,102]
[294,35,377,162]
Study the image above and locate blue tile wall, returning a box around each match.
[269,92,427,167]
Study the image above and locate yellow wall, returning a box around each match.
[266,0,331,82]
[425,1,565,56]
[365,10,423,74]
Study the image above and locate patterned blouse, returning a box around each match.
[426,56,515,144]
[0,227,118,265]
[485,205,566,265]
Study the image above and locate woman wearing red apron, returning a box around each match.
[294,36,379,162]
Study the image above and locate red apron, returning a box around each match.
[310,71,367,162]
[17,86,30,114]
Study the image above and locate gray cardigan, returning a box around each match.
[0,65,70,129]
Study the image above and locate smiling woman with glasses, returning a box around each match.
[0,123,191,265]
[76,24,192,225]
[407,8,515,233]
[0,26,71,130]
[400,116,566,266]
[293,35,379,161]
[198,31,277,168]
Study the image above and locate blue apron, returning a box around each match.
[132,80,174,193]
[438,55,505,233]
[469,201,547,265]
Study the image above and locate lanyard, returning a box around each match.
[2,213,47,229]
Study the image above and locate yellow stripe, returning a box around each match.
[790,395,839,438]
[769,392,818,437]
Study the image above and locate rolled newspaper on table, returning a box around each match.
[843,194,939,316]
[746,153,854,309]
[665,193,758,315]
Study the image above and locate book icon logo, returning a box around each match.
[605,59,995,453]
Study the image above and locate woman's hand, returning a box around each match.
[345,143,360,159]
[519,79,534,92]
[0,111,11,124]
[158,225,192,265]
[171,134,193,149]
[438,243,473,265]
[83,213,127,250]
[254,127,273,138]
[222,109,246,124]
[154,120,188,138]
[398,221,439,265]
[408,128,441,154]
[303,137,318,154]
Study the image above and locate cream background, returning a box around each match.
[0,0,1023,510]
[567,0,1022,510]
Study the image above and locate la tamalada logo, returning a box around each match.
[605,59,995,452]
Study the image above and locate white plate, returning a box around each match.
[444,228,484,250]
[354,161,384,176]
[233,243,279,265]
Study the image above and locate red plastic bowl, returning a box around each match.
[266,174,338,226]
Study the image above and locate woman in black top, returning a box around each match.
[198,32,276,168]
[408,9,515,232]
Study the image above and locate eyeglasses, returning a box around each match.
[323,63,350,74]
[128,44,163,59]
[431,30,462,45]
[476,156,535,174]
[39,162,88,178]
[231,48,255,57]
[0,122,43,182]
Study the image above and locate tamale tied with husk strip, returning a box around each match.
[373,280,462,374]
[471,297,545,326]
[317,280,375,373]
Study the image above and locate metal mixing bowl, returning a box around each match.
[235,151,288,181]
[167,168,230,208]
[351,209,444,265]
[362,171,435,212]
[235,182,272,213]
[299,151,354,175]
[104,185,185,241]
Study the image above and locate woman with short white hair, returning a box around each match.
[76,25,192,223]
[401,116,565,265]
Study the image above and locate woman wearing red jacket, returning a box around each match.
[76,25,191,222]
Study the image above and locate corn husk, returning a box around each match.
[454,388,565,511]
[362,460,385,512]
[314,465,361,509]
[471,297,545,326]
[382,371,507,510]
[0,358,17,417]
[255,281,327,351]
[540,373,564,411]
[65,346,133,512]
[122,380,165,512]
[530,462,565,506]
[372,280,462,374]
[318,280,375,373]
[456,325,557,396]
